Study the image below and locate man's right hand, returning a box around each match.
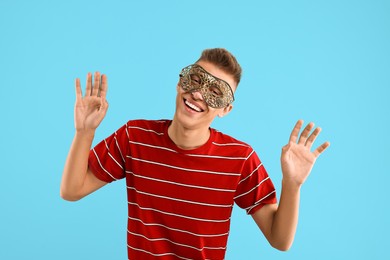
[75,72,108,132]
[60,72,109,201]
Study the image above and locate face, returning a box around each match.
[173,60,237,130]
[179,64,235,108]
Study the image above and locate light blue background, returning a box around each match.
[1,0,389,259]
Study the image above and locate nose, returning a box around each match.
[191,90,203,101]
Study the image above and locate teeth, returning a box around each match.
[185,100,202,112]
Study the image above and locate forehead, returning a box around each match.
[195,61,237,92]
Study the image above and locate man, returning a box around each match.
[61,48,330,259]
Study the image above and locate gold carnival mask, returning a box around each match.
[179,64,235,108]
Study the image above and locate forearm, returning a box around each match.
[258,120,329,251]
[269,180,301,251]
[60,130,95,201]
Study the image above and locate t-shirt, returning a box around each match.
[88,119,277,259]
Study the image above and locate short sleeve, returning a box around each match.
[234,150,277,214]
[88,122,129,183]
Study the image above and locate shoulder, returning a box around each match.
[211,128,255,157]
[126,119,170,131]
[212,128,252,148]
[123,119,170,140]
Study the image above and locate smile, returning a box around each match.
[184,99,204,112]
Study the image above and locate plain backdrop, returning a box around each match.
[1,0,389,259]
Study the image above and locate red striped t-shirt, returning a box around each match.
[88,119,277,259]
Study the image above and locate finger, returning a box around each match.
[305,127,321,148]
[289,120,304,143]
[75,78,82,99]
[85,72,92,96]
[100,99,109,114]
[313,141,330,157]
[99,74,108,99]
[298,122,314,144]
[92,71,101,96]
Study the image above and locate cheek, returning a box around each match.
[177,83,188,95]
[206,107,220,116]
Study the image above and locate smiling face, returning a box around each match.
[173,60,237,130]
[179,64,235,108]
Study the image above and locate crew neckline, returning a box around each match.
[164,120,215,154]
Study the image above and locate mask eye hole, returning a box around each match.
[209,84,223,97]
[190,74,201,85]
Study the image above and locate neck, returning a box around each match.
[168,119,210,150]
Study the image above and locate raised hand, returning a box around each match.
[74,72,109,132]
[281,120,330,186]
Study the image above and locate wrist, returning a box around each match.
[281,178,302,192]
[75,129,96,140]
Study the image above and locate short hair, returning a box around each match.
[196,48,242,86]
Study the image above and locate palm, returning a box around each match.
[74,72,108,131]
[281,120,330,186]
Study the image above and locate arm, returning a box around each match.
[252,120,330,251]
[60,72,109,201]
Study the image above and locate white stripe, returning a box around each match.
[128,140,177,153]
[128,216,229,238]
[126,156,240,176]
[128,126,164,135]
[104,139,124,170]
[245,190,276,213]
[234,177,270,200]
[126,171,235,193]
[92,149,119,180]
[237,163,263,185]
[127,186,233,208]
[125,122,130,139]
[114,134,125,162]
[128,202,230,223]
[212,141,250,148]
[128,140,249,160]
[245,149,255,160]
[108,152,123,170]
[186,153,248,160]
[127,245,193,260]
[128,230,226,252]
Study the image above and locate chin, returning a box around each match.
[173,93,216,129]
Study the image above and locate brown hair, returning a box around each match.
[196,48,242,86]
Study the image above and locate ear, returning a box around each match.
[218,104,233,118]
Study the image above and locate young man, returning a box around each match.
[61,48,330,259]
